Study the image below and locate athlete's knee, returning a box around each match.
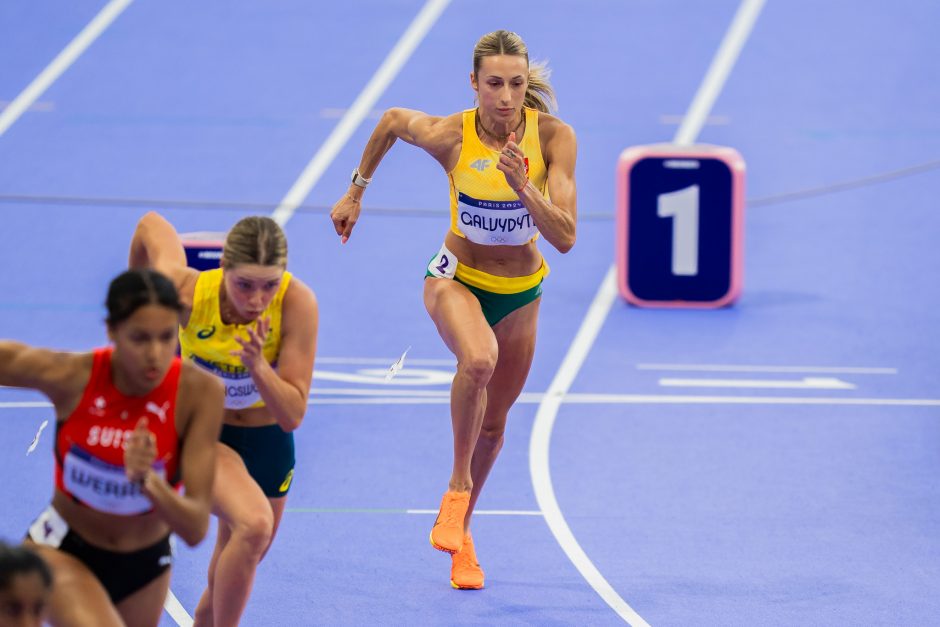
[231,510,274,557]
[457,351,497,387]
[478,421,506,449]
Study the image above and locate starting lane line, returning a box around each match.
[0,0,133,138]
[638,363,898,374]
[163,590,193,627]
[529,1,767,624]
[165,2,453,623]
[4,394,940,411]
[284,508,541,516]
[270,0,451,227]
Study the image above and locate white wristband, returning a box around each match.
[351,168,372,188]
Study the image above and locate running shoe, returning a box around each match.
[429,490,470,554]
[450,533,484,590]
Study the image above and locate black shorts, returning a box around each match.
[220,423,296,497]
[27,506,172,604]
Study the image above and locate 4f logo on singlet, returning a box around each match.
[470,159,491,171]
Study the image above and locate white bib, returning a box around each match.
[62,447,163,515]
[456,192,539,246]
[191,354,267,409]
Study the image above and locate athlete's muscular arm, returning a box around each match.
[129,211,199,311]
[0,342,84,409]
[138,364,223,547]
[330,109,461,242]
[500,120,578,253]
[236,280,318,432]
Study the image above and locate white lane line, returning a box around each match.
[163,589,193,626]
[0,0,133,138]
[316,357,455,366]
[165,5,451,623]
[6,393,939,411]
[270,0,451,227]
[308,397,450,405]
[530,268,652,625]
[555,394,940,407]
[658,377,857,390]
[312,387,450,397]
[529,2,767,624]
[674,0,766,146]
[406,509,542,516]
[0,401,53,408]
[639,363,898,374]
[0,100,56,113]
[305,394,940,407]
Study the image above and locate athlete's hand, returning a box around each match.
[497,132,528,194]
[125,417,157,484]
[330,192,363,244]
[232,316,270,372]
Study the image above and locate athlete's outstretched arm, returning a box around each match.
[135,364,223,547]
[129,211,199,308]
[0,342,81,407]
[330,109,460,243]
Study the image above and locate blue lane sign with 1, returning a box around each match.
[616,144,745,308]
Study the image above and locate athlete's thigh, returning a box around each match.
[423,278,496,360]
[213,442,272,524]
[116,568,171,627]
[28,544,123,627]
[485,297,541,417]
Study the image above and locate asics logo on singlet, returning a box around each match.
[470,159,491,171]
[197,326,216,339]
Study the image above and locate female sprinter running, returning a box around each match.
[130,212,318,625]
[330,29,577,590]
[1,269,223,626]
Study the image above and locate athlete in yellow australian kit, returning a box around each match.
[129,212,318,626]
[330,30,577,590]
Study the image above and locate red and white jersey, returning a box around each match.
[54,347,182,516]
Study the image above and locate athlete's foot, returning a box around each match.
[450,533,484,590]
[430,490,470,554]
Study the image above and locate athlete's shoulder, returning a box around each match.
[284,275,316,305]
[536,111,575,140]
[428,111,464,141]
[50,351,97,418]
[53,350,94,389]
[282,277,318,333]
[537,112,576,163]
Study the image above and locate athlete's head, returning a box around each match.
[106,269,182,393]
[220,216,288,323]
[0,543,52,627]
[470,30,556,120]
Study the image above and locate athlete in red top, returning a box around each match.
[53,346,183,516]
[0,269,223,627]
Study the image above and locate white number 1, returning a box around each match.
[657,185,700,276]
